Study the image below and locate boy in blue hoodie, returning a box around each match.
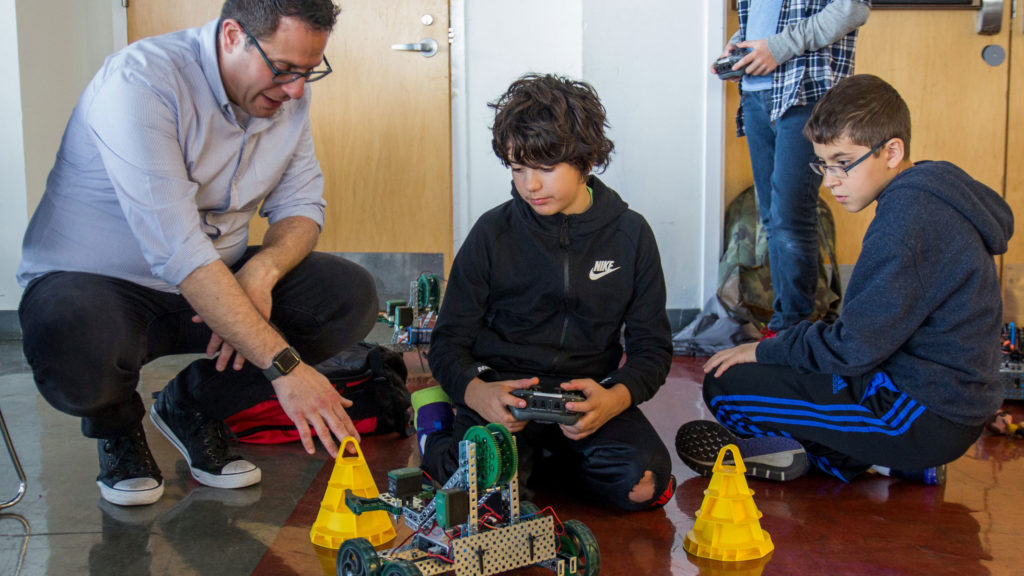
[677,74,1014,484]
[417,74,674,510]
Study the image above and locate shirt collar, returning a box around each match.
[198,19,233,116]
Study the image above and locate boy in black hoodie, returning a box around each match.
[417,74,675,510]
[677,74,1014,484]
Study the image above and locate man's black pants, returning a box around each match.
[19,249,379,439]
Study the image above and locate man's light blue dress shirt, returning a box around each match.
[18,19,327,293]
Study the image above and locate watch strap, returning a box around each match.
[262,346,301,381]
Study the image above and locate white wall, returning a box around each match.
[2,0,29,311]
[455,1,725,310]
[4,1,726,314]
[455,0,584,239]
[4,0,117,311]
[582,0,723,310]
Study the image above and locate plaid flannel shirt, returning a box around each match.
[735,0,869,137]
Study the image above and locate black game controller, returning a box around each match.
[713,47,752,80]
[509,387,586,425]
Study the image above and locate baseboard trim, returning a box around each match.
[0,307,699,342]
[0,310,21,340]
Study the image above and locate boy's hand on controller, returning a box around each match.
[558,380,631,441]
[465,376,537,433]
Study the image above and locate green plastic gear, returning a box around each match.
[415,273,441,310]
[463,425,502,490]
[485,423,518,485]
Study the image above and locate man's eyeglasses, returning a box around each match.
[237,21,332,84]
[809,139,890,179]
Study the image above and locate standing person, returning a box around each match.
[677,75,1013,485]
[18,0,379,507]
[416,74,675,511]
[716,0,871,336]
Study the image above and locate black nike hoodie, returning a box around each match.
[429,175,672,407]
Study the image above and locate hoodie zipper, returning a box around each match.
[554,216,571,369]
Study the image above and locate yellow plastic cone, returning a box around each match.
[684,444,774,562]
[310,437,396,549]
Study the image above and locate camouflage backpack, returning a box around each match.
[717,186,842,327]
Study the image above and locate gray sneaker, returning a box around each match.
[676,420,809,481]
[150,391,261,489]
[96,423,164,506]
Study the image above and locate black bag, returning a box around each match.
[225,342,413,443]
[316,342,413,437]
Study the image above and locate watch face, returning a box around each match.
[274,348,301,374]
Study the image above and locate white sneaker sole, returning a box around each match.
[150,405,262,489]
[97,479,164,506]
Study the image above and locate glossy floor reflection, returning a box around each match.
[1,342,1023,576]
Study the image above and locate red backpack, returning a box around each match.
[224,343,413,443]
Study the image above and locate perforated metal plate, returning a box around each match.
[450,516,557,576]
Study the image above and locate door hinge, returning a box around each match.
[122,0,129,8]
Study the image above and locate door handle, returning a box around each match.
[977,0,1002,35]
[391,38,438,58]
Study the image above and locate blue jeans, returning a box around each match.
[742,90,822,331]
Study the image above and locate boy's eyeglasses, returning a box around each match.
[237,21,332,84]
[809,139,890,179]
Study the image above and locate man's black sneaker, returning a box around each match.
[150,391,261,489]
[96,423,164,506]
[676,420,809,482]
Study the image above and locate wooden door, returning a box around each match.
[127,0,221,44]
[837,3,1012,271]
[127,0,453,269]
[1003,12,1024,320]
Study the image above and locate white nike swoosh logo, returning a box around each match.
[589,267,621,280]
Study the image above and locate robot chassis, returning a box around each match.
[337,423,600,576]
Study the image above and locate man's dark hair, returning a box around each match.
[490,73,614,175]
[804,74,912,157]
[221,0,339,40]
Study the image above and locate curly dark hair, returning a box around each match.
[220,0,339,41]
[490,73,614,175]
[804,74,912,158]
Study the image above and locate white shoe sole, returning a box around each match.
[150,405,262,489]
[97,479,164,506]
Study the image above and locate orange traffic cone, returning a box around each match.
[684,444,774,562]
[310,437,396,549]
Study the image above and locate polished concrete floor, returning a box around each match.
[1,339,1023,576]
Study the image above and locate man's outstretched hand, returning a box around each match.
[271,363,360,457]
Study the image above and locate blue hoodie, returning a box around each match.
[757,161,1014,425]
